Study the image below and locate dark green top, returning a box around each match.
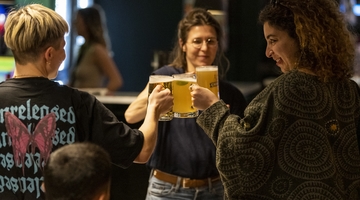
[197,70,360,200]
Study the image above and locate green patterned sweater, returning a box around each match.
[197,70,360,200]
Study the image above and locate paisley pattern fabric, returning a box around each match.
[197,70,360,200]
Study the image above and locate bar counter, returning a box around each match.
[91,81,262,105]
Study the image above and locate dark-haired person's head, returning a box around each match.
[169,8,229,79]
[43,142,111,200]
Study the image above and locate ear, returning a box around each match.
[96,182,111,200]
[41,182,46,192]
[179,39,186,52]
[98,193,107,200]
[97,191,110,200]
[44,46,54,63]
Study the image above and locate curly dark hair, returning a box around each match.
[259,0,356,82]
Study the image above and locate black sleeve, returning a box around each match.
[219,80,248,118]
[73,90,144,168]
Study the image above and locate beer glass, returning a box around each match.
[195,66,219,98]
[148,75,173,121]
[172,74,198,118]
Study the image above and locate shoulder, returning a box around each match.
[271,70,318,91]
[62,86,99,107]
[152,66,184,75]
[87,43,108,56]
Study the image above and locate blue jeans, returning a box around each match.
[145,173,224,200]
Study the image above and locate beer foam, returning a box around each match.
[195,66,218,72]
[149,75,173,83]
[172,74,196,82]
[173,77,196,82]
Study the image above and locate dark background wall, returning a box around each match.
[94,0,183,91]
[95,0,268,92]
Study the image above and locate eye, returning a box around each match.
[269,39,277,44]
[192,38,202,45]
[207,38,217,45]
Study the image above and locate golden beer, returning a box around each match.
[195,66,219,98]
[148,75,173,121]
[172,74,198,118]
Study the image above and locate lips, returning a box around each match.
[273,57,281,64]
[198,56,210,61]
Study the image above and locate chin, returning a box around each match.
[196,62,213,66]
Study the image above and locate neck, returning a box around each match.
[13,63,49,79]
[297,68,316,76]
[13,74,47,79]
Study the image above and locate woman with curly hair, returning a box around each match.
[190,0,360,199]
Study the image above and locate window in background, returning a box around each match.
[0,2,15,82]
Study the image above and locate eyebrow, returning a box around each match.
[266,34,276,39]
[192,37,217,39]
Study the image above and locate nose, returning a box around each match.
[200,41,209,50]
[266,47,273,58]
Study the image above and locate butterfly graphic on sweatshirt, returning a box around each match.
[4,111,56,174]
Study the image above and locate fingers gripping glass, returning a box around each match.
[190,38,218,49]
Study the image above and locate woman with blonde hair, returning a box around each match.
[1,4,172,199]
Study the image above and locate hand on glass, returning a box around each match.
[190,84,219,110]
[148,85,174,116]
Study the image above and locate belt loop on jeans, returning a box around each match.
[153,169,220,188]
[208,177,212,191]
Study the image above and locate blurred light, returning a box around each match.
[0,14,5,25]
[353,4,360,16]
[55,0,67,17]
[78,0,93,8]
[54,80,64,85]
[59,62,65,71]
[76,36,85,46]
[55,0,68,72]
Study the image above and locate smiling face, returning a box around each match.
[182,25,218,73]
[263,22,300,73]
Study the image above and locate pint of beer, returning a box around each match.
[172,74,198,118]
[195,66,219,98]
[148,75,173,121]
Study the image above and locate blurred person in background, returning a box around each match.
[68,5,123,94]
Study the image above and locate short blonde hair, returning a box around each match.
[4,4,69,64]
